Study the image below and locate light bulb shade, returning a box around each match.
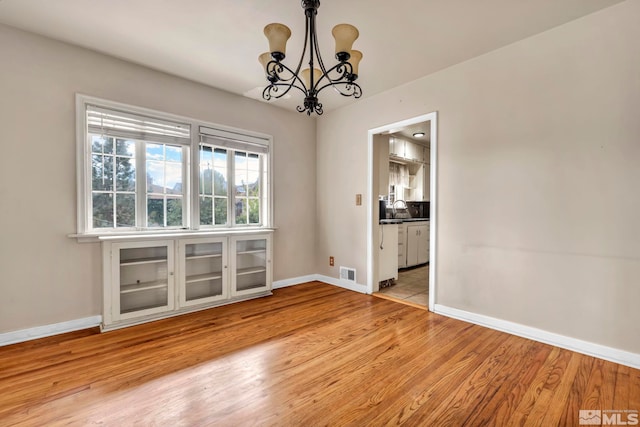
[301,68,323,89]
[264,23,291,60]
[258,52,271,72]
[332,24,359,60]
[348,50,363,78]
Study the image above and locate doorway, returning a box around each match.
[367,112,437,311]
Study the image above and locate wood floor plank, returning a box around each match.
[462,339,554,426]
[0,282,638,426]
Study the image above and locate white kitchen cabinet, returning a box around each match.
[231,234,272,297]
[389,137,405,158]
[390,137,428,164]
[102,231,272,331]
[405,141,423,163]
[406,222,430,267]
[103,240,175,325]
[178,237,228,307]
[379,224,398,283]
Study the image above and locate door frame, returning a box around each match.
[366,112,437,311]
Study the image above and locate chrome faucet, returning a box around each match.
[392,199,407,218]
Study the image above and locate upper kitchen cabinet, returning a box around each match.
[389,136,405,158]
[389,136,427,164]
[404,140,423,163]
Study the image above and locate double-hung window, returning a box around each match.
[85,105,190,230]
[76,96,271,235]
[198,127,269,228]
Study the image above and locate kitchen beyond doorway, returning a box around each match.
[375,264,429,308]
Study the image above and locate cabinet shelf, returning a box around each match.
[185,273,223,284]
[186,253,222,260]
[121,280,168,294]
[237,249,266,255]
[120,257,167,266]
[121,301,166,314]
[236,266,266,276]
[237,282,265,291]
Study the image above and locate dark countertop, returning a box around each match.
[379,218,429,224]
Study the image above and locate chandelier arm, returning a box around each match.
[315,80,362,98]
[267,60,307,86]
[263,81,308,99]
[264,60,310,100]
[313,61,354,89]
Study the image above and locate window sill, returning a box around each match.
[68,227,277,243]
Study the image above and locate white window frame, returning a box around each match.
[75,94,273,236]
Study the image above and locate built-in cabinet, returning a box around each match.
[231,236,270,297]
[110,240,175,321]
[179,237,227,306]
[102,232,272,330]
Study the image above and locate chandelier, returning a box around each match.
[259,0,363,116]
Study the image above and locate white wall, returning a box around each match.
[316,1,640,353]
[0,25,317,333]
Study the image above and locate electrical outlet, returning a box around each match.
[356,194,362,205]
[329,256,334,266]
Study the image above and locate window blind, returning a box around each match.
[87,105,191,145]
[199,126,269,154]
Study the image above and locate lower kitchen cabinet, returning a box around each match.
[102,232,273,331]
[406,223,429,267]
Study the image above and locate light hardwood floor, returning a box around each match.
[1,282,638,426]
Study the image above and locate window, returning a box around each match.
[77,96,271,235]
[198,126,269,228]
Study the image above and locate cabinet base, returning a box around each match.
[101,291,272,332]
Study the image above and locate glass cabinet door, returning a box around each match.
[231,235,271,297]
[179,238,227,306]
[113,240,174,320]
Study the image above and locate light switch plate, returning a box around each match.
[356,194,362,205]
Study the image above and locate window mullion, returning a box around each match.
[259,155,264,226]
[135,141,146,229]
[111,149,117,228]
[228,149,234,227]
[185,144,194,229]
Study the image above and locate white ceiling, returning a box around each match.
[0,0,625,114]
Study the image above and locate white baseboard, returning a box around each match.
[273,275,319,289]
[0,315,102,347]
[314,274,368,294]
[434,304,640,370]
[273,274,368,294]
